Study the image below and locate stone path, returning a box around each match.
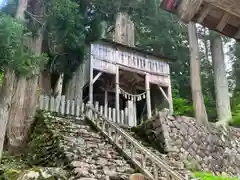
[52,116,136,180]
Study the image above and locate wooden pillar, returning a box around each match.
[104,87,108,117]
[71,71,77,100]
[89,53,94,106]
[128,100,134,126]
[132,88,137,126]
[66,79,72,100]
[168,78,174,114]
[116,65,120,123]
[145,73,152,119]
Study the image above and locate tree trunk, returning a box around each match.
[16,0,28,19]
[54,73,64,97]
[39,70,52,95]
[113,12,135,47]
[0,0,29,159]
[188,22,208,127]
[6,0,44,152]
[74,65,84,102]
[0,69,15,160]
[7,76,27,153]
[210,34,232,125]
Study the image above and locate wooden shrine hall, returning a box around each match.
[161,0,240,41]
[84,39,173,127]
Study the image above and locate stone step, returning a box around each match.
[49,113,196,179]
[54,117,136,180]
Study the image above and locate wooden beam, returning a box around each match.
[133,73,143,82]
[216,12,230,32]
[104,84,146,93]
[197,5,211,23]
[234,27,240,39]
[158,85,174,114]
[158,85,170,103]
[93,72,103,84]
[204,0,240,20]
[178,0,203,22]
[119,63,168,77]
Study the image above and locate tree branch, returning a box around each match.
[25,10,44,25]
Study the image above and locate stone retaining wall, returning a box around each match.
[138,111,240,176]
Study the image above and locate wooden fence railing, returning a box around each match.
[38,95,136,127]
[85,103,196,180]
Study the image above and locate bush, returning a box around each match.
[172,89,194,116]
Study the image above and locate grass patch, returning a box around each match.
[194,172,239,180]
[0,152,28,170]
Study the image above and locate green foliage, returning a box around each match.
[230,91,240,127]
[45,0,103,75]
[0,152,27,171]
[0,152,26,180]
[232,42,240,91]
[0,72,4,86]
[46,0,85,50]
[203,95,217,121]
[0,13,24,69]
[194,172,239,180]
[172,89,194,116]
[0,168,21,180]
[0,13,48,77]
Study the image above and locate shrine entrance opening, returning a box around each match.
[84,68,170,126]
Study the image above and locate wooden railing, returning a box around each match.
[38,95,136,127]
[92,43,170,76]
[85,103,196,180]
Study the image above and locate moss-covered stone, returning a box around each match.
[1,111,71,180]
[24,111,67,167]
[0,167,68,180]
[0,168,21,180]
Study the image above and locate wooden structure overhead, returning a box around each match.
[161,0,240,40]
[87,39,173,125]
[65,13,174,127]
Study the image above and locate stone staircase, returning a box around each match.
[83,104,196,180]
[52,116,135,180]
[40,99,197,180]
